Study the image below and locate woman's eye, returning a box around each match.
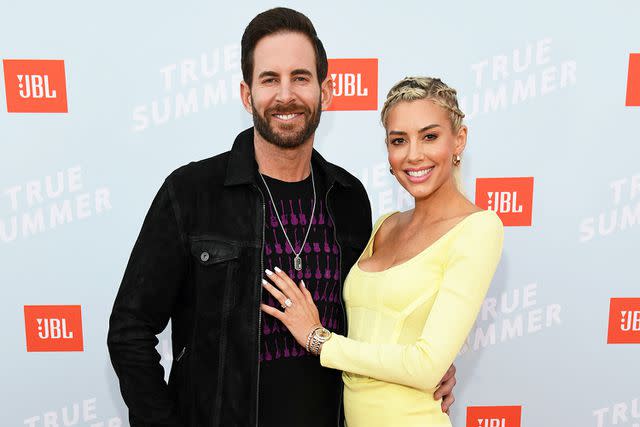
[390,138,405,145]
[424,133,437,141]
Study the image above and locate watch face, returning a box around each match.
[316,328,332,340]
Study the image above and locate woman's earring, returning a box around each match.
[452,154,461,166]
[389,167,395,175]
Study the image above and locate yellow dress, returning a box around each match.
[320,210,504,427]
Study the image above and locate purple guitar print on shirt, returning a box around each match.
[294,228,301,253]
[315,254,322,279]
[279,200,288,226]
[273,229,283,254]
[298,199,307,226]
[289,200,298,226]
[318,200,325,225]
[323,229,331,253]
[269,203,278,228]
[311,198,317,225]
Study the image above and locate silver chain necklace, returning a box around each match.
[259,165,316,271]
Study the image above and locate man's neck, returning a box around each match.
[254,129,314,182]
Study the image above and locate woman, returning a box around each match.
[260,77,504,426]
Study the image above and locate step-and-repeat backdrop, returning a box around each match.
[1,1,639,426]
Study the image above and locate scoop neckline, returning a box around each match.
[355,210,489,275]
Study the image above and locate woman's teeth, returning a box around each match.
[407,167,434,177]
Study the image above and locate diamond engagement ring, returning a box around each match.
[284,298,293,308]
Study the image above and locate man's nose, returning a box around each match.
[275,81,295,104]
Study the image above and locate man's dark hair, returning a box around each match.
[241,7,328,87]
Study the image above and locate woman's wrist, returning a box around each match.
[308,326,333,356]
[305,324,323,353]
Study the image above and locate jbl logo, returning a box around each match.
[17,74,58,99]
[326,58,377,111]
[36,318,74,339]
[620,311,640,331]
[467,406,521,427]
[608,298,640,343]
[332,73,368,97]
[24,305,83,351]
[475,178,534,226]
[3,59,68,112]
[486,192,523,214]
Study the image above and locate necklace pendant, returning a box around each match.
[294,255,302,271]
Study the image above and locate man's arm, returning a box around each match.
[107,178,187,427]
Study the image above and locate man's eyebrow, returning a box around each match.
[291,69,313,76]
[257,71,279,79]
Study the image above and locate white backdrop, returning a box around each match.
[1,1,639,426]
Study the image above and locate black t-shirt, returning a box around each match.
[257,172,345,427]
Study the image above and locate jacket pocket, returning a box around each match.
[189,238,242,315]
[169,345,191,424]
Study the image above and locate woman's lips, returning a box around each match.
[404,166,434,183]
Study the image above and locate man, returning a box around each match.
[108,7,456,427]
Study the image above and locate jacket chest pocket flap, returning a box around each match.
[190,239,241,266]
[189,238,242,313]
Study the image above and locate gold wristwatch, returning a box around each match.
[308,327,332,356]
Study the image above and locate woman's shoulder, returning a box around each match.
[372,210,401,233]
[463,209,503,229]
[454,209,504,248]
[369,211,402,251]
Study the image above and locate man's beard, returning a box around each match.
[252,96,322,149]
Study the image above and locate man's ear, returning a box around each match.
[240,80,253,114]
[320,76,333,111]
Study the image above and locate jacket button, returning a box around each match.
[200,251,210,262]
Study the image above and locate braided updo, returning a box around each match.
[381,77,465,131]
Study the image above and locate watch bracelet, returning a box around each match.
[309,328,331,356]
[306,326,323,353]
[310,338,322,356]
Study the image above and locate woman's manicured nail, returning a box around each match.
[265,269,274,276]
[301,280,306,288]
[274,266,282,273]
[262,279,269,285]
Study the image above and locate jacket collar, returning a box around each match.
[224,127,352,188]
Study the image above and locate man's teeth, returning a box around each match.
[407,167,434,177]
[275,113,297,120]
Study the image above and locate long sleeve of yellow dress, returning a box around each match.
[320,210,503,392]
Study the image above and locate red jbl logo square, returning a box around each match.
[24,305,83,352]
[326,58,378,111]
[626,53,640,106]
[3,59,68,113]
[607,298,640,344]
[475,177,534,226]
[466,406,522,427]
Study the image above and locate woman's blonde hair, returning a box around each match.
[380,76,466,192]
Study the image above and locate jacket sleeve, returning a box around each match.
[320,212,504,391]
[107,178,187,426]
